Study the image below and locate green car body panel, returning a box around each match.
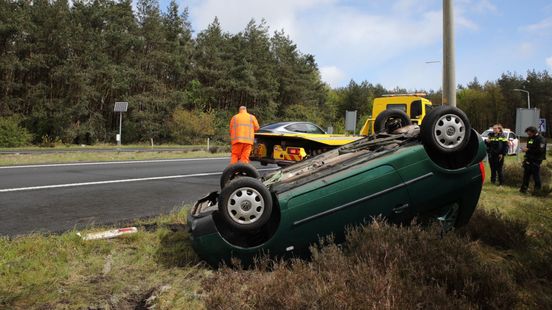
[188,130,487,267]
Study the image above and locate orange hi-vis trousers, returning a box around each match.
[231,143,253,164]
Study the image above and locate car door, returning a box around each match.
[281,163,411,246]
[508,133,518,154]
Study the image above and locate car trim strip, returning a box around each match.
[292,172,434,227]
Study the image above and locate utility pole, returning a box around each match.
[443,0,456,106]
[513,89,531,109]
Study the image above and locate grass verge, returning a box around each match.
[1,183,550,309]
[0,150,229,166]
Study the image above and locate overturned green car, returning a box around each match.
[188,106,487,267]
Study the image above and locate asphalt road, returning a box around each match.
[0,158,276,236]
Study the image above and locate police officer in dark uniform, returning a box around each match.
[520,126,547,194]
[485,124,509,185]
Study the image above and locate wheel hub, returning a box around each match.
[434,114,466,149]
[240,201,251,211]
[227,187,265,225]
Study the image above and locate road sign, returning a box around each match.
[515,108,540,137]
[539,118,546,133]
[114,102,128,146]
[114,102,128,112]
[345,110,357,133]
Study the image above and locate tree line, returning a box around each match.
[0,0,550,146]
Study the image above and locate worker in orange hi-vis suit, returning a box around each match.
[229,106,260,164]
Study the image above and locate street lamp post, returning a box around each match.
[513,89,531,109]
[443,0,456,107]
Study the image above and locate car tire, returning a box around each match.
[220,163,260,189]
[420,105,471,153]
[218,177,273,232]
[374,110,412,133]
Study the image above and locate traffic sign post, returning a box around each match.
[345,110,357,135]
[114,102,128,146]
[539,118,547,134]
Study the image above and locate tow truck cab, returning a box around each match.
[360,95,433,135]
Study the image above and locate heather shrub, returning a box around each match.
[203,219,519,309]
[459,208,528,250]
[502,160,551,188]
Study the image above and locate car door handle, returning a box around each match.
[392,203,410,214]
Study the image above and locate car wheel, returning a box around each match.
[218,177,273,231]
[420,105,471,153]
[220,163,260,189]
[374,110,412,134]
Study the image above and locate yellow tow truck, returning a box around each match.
[252,94,434,166]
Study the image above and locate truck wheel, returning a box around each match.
[219,177,273,232]
[374,110,412,133]
[421,106,471,153]
[220,163,260,189]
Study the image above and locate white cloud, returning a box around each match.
[519,42,536,57]
[547,56,552,69]
[521,16,552,32]
[320,66,346,87]
[188,0,498,88]
[188,0,335,37]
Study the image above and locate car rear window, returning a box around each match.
[386,104,407,112]
[260,123,285,130]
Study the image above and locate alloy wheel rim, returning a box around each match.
[227,187,265,225]
[434,114,465,149]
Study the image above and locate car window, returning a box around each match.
[260,123,284,130]
[386,104,407,112]
[410,100,422,119]
[481,130,492,137]
[285,124,308,133]
[304,123,325,134]
[425,104,434,113]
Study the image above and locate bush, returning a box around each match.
[502,160,551,189]
[459,208,528,250]
[0,116,31,147]
[203,219,520,309]
[169,109,216,145]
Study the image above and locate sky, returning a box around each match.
[158,0,552,90]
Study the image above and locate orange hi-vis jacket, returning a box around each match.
[230,111,260,145]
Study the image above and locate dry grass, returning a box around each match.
[203,180,552,309]
[1,178,551,309]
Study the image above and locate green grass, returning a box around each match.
[0,143,211,151]
[0,150,229,166]
[1,168,550,309]
[0,209,207,309]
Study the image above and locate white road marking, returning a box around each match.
[0,168,279,193]
[0,157,229,170]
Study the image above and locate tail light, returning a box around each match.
[479,161,485,184]
[288,147,301,155]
